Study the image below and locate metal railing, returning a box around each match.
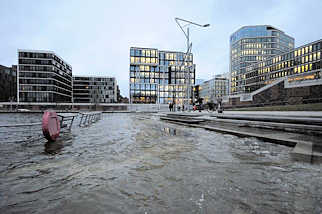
[0,113,78,143]
[0,122,43,143]
[78,112,102,127]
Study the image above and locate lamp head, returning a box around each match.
[203,24,210,27]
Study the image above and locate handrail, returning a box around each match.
[0,122,42,128]
[79,112,102,127]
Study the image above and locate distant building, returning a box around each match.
[225,39,322,108]
[0,65,17,102]
[230,25,294,95]
[117,85,121,102]
[129,47,195,104]
[73,76,117,103]
[198,74,229,103]
[244,39,322,92]
[18,50,72,103]
[195,78,205,85]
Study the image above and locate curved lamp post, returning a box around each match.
[174,17,210,111]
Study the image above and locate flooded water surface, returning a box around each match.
[0,113,321,213]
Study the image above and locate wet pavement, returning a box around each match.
[0,113,321,213]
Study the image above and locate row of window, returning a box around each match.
[246,61,322,84]
[19,84,72,96]
[130,96,188,104]
[250,43,322,69]
[246,53,321,77]
[130,84,188,91]
[73,77,114,81]
[130,71,194,78]
[19,92,71,102]
[130,49,193,60]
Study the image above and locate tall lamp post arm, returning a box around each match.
[175,17,209,28]
[174,17,210,111]
[175,18,189,40]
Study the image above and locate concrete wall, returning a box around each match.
[224,81,322,109]
[0,102,170,112]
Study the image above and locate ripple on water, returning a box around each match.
[0,113,321,214]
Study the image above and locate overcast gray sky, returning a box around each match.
[1,0,322,96]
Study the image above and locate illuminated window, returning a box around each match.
[302,48,305,55]
[142,50,145,56]
[309,63,312,70]
[151,58,156,64]
[294,50,297,57]
[140,65,144,71]
[305,64,308,72]
[305,46,308,54]
[141,57,146,63]
[146,50,150,57]
[305,56,308,63]
[130,57,135,63]
[145,66,149,71]
[313,53,316,61]
[151,50,156,57]
[309,45,312,52]
[146,58,151,64]
[135,57,140,63]
[318,52,321,60]
[309,54,312,62]
[301,65,304,72]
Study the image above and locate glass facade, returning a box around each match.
[18,50,73,103]
[73,76,117,103]
[129,47,195,104]
[198,75,229,103]
[230,25,294,95]
[244,39,322,92]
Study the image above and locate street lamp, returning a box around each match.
[174,17,210,111]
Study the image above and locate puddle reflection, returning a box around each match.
[44,134,73,154]
[163,127,177,136]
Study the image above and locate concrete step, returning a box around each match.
[214,114,322,126]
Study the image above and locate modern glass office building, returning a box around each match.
[73,76,117,103]
[230,25,294,95]
[18,50,72,103]
[129,47,195,104]
[198,75,229,103]
[244,39,322,92]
